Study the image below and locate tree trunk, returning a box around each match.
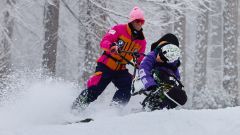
[42,0,60,76]
[0,0,15,78]
[192,3,209,108]
[78,0,108,85]
[238,0,240,104]
[0,0,15,100]
[223,0,238,106]
[173,0,186,85]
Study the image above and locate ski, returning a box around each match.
[63,118,94,124]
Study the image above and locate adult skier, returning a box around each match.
[72,6,147,111]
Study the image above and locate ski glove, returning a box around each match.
[147,85,158,92]
[143,85,158,95]
[110,40,125,54]
[110,45,119,53]
[110,42,120,53]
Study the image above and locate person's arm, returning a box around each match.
[173,68,180,80]
[139,52,158,90]
[100,25,119,52]
[171,60,181,80]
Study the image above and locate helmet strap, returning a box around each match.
[156,43,169,63]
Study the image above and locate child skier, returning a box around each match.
[139,33,187,110]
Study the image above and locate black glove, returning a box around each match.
[143,85,158,95]
[146,85,158,92]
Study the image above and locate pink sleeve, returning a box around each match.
[137,40,147,64]
[100,25,119,52]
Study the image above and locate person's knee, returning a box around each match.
[84,87,104,102]
[112,90,131,105]
[87,71,103,88]
[164,87,187,109]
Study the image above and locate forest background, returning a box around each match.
[0,0,239,109]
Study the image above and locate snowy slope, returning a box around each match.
[0,75,240,135]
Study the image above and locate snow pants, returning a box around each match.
[81,63,132,105]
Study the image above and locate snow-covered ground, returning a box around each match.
[0,75,240,135]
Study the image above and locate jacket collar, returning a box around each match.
[127,23,145,40]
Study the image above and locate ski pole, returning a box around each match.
[117,50,146,93]
[120,50,146,58]
[131,88,148,96]
[131,54,138,93]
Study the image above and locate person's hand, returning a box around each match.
[147,85,158,91]
[110,45,119,54]
[145,85,158,95]
[110,39,126,54]
[134,63,139,69]
[110,42,123,54]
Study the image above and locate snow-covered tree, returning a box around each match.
[205,0,230,108]
[191,2,209,109]
[78,0,109,85]
[173,0,186,84]
[42,0,60,76]
[238,0,240,104]
[0,0,15,95]
[0,0,15,78]
[223,0,238,106]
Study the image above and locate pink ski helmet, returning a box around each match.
[128,6,145,24]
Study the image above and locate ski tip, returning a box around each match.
[63,118,94,125]
[79,118,94,123]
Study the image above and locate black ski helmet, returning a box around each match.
[151,33,179,51]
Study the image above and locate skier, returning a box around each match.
[138,33,187,110]
[72,6,147,111]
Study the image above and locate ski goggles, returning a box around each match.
[134,19,145,25]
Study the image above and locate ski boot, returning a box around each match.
[71,89,90,113]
